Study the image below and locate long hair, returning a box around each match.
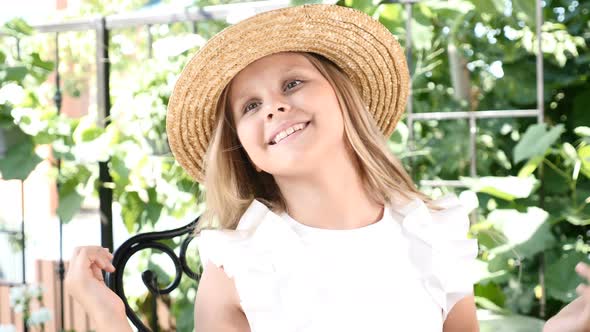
[196,52,434,233]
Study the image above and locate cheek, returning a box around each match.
[315,89,344,134]
[236,121,264,159]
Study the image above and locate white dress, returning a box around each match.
[196,194,479,332]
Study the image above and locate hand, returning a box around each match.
[64,246,126,323]
[574,262,590,332]
[544,262,590,332]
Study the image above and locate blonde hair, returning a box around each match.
[196,52,434,233]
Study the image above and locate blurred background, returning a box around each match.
[0,0,588,331]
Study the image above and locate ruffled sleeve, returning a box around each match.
[195,199,272,277]
[195,200,268,277]
[395,193,479,321]
[194,199,306,331]
[195,229,239,276]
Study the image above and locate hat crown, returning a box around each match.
[166,4,409,182]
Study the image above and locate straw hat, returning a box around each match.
[166,4,410,182]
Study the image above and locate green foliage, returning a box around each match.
[0,128,42,179]
[342,0,590,325]
[513,124,565,164]
[0,20,54,181]
[464,124,590,320]
[478,310,546,332]
[460,175,538,201]
[545,251,589,302]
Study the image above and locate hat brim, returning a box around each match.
[166,4,410,182]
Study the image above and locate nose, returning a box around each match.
[265,97,290,120]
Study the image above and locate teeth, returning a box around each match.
[271,122,307,145]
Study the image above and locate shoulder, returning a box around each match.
[195,198,298,269]
[390,192,477,238]
[194,262,250,331]
[390,192,480,320]
[193,199,299,330]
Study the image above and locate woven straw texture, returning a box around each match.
[166,4,410,182]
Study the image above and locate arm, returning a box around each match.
[64,246,132,332]
[543,297,589,332]
[543,262,590,332]
[443,295,480,332]
[194,262,251,332]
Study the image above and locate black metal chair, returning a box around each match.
[106,217,201,332]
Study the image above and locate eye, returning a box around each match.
[243,101,260,113]
[284,79,303,91]
[242,80,302,114]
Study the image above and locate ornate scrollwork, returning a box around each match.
[106,217,200,331]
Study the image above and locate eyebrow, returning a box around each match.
[232,67,305,110]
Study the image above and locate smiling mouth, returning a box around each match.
[269,121,311,146]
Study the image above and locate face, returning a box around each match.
[228,52,345,178]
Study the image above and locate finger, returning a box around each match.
[576,283,589,297]
[69,246,83,266]
[91,255,116,273]
[68,247,115,283]
[78,247,114,270]
[101,259,116,273]
[90,263,104,281]
[102,247,114,259]
[575,262,590,281]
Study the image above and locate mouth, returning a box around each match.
[268,121,311,146]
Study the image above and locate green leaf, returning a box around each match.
[121,191,145,233]
[56,190,84,223]
[0,132,42,180]
[572,89,590,129]
[110,155,130,188]
[477,268,511,285]
[80,127,104,142]
[411,4,434,51]
[469,0,506,15]
[1,18,33,37]
[475,257,511,285]
[343,0,377,15]
[460,175,538,201]
[565,213,590,226]
[388,120,408,154]
[562,142,578,162]
[517,155,544,178]
[377,3,403,28]
[73,117,105,144]
[145,187,163,226]
[476,227,507,250]
[512,0,535,26]
[30,53,54,72]
[579,145,590,179]
[474,297,509,315]
[477,310,546,332]
[574,126,590,137]
[546,251,589,302]
[487,207,555,265]
[0,51,6,64]
[3,66,28,82]
[423,0,474,18]
[543,161,571,193]
[56,167,91,223]
[513,124,565,164]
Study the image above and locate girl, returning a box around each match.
[65,4,590,332]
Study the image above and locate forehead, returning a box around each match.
[228,52,314,97]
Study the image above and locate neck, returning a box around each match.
[273,147,384,230]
